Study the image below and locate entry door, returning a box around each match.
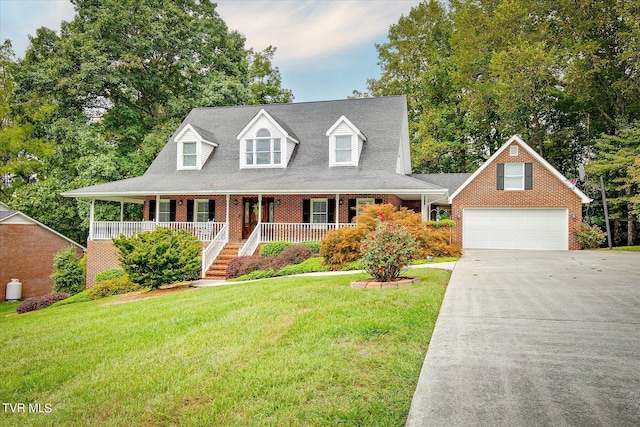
[242,197,274,239]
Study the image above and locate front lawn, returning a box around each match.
[0,268,449,426]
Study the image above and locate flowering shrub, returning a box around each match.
[573,222,606,249]
[360,220,417,282]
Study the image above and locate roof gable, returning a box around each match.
[450,135,591,203]
[0,209,85,250]
[236,108,299,143]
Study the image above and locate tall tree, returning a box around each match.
[6,0,293,243]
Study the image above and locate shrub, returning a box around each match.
[271,244,313,270]
[51,246,85,295]
[260,241,292,257]
[276,257,328,276]
[88,275,141,299]
[226,256,273,279]
[113,227,201,289]
[320,226,368,270]
[17,293,69,314]
[300,241,322,254]
[95,268,127,284]
[573,222,606,249]
[360,223,417,282]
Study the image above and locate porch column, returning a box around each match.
[155,194,160,224]
[120,198,124,222]
[335,194,340,224]
[225,194,230,223]
[257,194,262,223]
[88,199,95,240]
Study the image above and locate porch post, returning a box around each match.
[225,194,230,223]
[155,194,160,224]
[257,194,262,224]
[335,194,340,225]
[120,198,124,222]
[88,199,95,240]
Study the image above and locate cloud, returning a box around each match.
[216,0,420,67]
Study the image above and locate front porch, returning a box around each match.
[83,191,449,284]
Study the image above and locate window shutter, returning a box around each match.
[328,199,336,223]
[375,198,383,205]
[169,200,177,222]
[524,163,533,190]
[187,200,194,222]
[208,200,216,221]
[348,199,357,222]
[302,199,310,223]
[497,163,505,190]
[149,200,156,221]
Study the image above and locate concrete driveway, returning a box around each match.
[406,249,640,427]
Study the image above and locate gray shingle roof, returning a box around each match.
[412,173,472,194]
[63,96,449,198]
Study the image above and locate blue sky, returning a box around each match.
[0,0,421,102]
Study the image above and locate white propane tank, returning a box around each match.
[6,279,22,301]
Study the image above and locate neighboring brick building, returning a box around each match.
[0,202,85,301]
[61,98,591,284]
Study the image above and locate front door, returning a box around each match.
[242,197,274,239]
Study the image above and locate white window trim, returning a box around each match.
[509,145,519,156]
[158,200,171,222]
[326,115,366,167]
[194,199,210,222]
[504,162,525,190]
[311,198,328,224]
[244,129,282,167]
[179,141,199,170]
[334,134,354,165]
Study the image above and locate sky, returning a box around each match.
[0,0,422,102]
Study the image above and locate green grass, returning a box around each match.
[606,245,640,252]
[0,268,449,426]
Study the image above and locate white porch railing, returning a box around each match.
[238,224,262,257]
[238,222,356,256]
[91,221,226,241]
[260,222,355,243]
[201,223,229,276]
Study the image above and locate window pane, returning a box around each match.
[183,154,197,166]
[505,177,523,189]
[196,201,209,222]
[336,150,351,163]
[505,163,522,175]
[274,152,281,164]
[256,139,270,152]
[257,153,270,164]
[183,142,196,154]
[256,129,270,138]
[246,139,253,152]
[159,201,171,222]
[274,138,281,151]
[246,153,254,164]
[313,201,327,213]
[336,135,351,149]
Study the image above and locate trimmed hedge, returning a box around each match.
[226,244,313,279]
[95,268,127,284]
[17,293,69,314]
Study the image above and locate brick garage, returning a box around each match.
[451,137,589,250]
[0,210,85,302]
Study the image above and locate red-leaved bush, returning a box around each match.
[226,244,314,279]
[17,293,69,314]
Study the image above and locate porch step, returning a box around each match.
[205,243,243,280]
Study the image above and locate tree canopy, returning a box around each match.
[366,0,639,243]
[1,0,293,243]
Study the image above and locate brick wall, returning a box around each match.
[0,224,84,301]
[86,240,120,288]
[451,143,584,249]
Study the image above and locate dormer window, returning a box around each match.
[326,116,366,167]
[246,129,282,166]
[175,124,218,171]
[238,109,298,169]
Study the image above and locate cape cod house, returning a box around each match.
[62,96,590,286]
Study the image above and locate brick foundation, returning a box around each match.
[86,240,121,288]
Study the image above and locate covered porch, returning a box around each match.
[81,190,450,279]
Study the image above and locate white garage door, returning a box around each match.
[463,208,568,250]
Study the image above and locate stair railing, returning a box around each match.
[201,223,229,277]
